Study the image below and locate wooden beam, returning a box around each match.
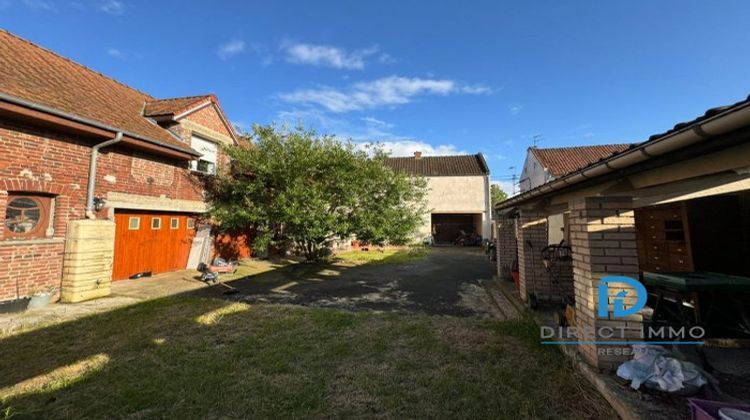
[631,172,750,208]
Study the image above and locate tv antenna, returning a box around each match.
[509,166,517,195]
[532,134,543,148]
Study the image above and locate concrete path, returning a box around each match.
[0,260,281,335]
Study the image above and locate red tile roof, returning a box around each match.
[0,30,223,154]
[530,144,634,177]
[143,95,213,117]
[384,154,489,176]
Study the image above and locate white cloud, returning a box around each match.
[106,48,126,60]
[99,0,123,14]
[275,109,463,157]
[277,109,394,139]
[509,104,523,115]
[461,84,495,95]
[22,0,55,10]
[280,76,490,113]
[365,140,466,157]
[360,116,393,130]
[217,39,246,60]
[282,42,379,70]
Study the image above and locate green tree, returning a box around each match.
[206,124,427,261]
[491,183,508,205]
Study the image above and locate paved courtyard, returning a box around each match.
[192,247,505,317]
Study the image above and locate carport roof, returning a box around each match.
[384,154,490,177]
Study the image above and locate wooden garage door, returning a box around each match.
[113,211,197,280]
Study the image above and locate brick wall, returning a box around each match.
[496,217,517,279]
[517,210,549,301]
[184,105,232,135]
[0,118,210,301]
[0,241,64,300]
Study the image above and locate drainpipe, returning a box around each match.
[86,132,123,219]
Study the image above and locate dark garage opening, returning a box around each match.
[431,213,480,244]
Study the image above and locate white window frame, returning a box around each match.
[190,135,218,175]
[128,216,140,230]
[151,217,161,230]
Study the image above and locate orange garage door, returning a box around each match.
[113,211,197,280]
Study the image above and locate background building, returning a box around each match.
[385,152,491,244]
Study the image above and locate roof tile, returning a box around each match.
[530,144,634,177]
[384,154,489,176]
[0,30,197,153]
[143,95,213,117]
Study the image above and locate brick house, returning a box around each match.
[384,152,491,244]
[0,30,238,305]
[495,95,750,370]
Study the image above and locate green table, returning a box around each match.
[642,271,750,333]
[643,271,750,293]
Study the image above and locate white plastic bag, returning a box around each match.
[616,344,706,392]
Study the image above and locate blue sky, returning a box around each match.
[3,1,750,193]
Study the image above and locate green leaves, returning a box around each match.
[491,184,508,205]
[206,124,427,260]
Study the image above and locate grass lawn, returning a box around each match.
[334,246,428,265]
[0,297,613,419]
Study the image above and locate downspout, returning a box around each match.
[86,132,123,219]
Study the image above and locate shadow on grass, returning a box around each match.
[0,294,615,419]
[189,247,430,299]
[0,247,615,418]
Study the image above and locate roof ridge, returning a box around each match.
[532,143,634,152]
[146,94,214,103]
[386,153,478,159]
[0,29,156,100]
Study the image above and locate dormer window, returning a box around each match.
[190,135,218,175]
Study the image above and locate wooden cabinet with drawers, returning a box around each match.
[635,203,694,273]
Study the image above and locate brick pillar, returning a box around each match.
[517,210,549,302]
[496,217,516,280]
[569,197,642,371]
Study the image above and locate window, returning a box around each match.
[187,218,195,229]
[128,217,140,230]
[151,217,161,230]
[4,194,51,239]
[170,218,179,229]
[190,135,218,175]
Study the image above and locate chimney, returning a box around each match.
[414,151,422,159]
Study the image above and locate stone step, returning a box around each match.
[493,277,527,316]
[481,278,523,320]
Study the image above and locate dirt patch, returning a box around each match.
[455,283,501,318]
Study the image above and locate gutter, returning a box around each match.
[495,100,750,211]
[86,132,123,219]
[0,92,200,157]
